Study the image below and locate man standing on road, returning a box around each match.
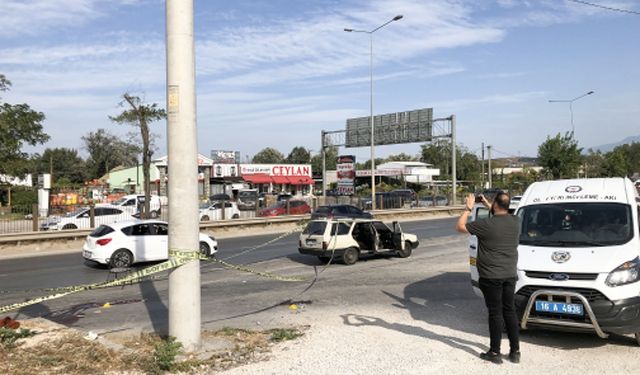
[455,192,520,364]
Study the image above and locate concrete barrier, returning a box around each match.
[0,207,463,256]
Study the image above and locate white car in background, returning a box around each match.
[509,195,523,214]
[104,194,162,218]
[199,201,241,221]
[82,220,218,268]
[41,205,132,230]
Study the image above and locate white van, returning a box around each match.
[105,194,162,218]
[468,178,640,343]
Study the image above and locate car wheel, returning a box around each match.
[62,224,77,230]
[342,247,359,265]
[397,241,413,258]
[199,242,211,258]
[232,214,240,219]
[109,249,133,269]
[149,210,159,219]
[201,215,210,222]
[635,333,640,346]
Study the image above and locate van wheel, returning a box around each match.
[634,332,640,346]
[397,241,413,258]
[342,247,359,265]
[62,224,77,230]
[201,215,210,222]
[232,214,240,219]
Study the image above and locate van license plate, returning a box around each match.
[535,301,584,316]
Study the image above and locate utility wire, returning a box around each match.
[567,0,640,15]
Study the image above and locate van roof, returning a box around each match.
[521,177,635,206]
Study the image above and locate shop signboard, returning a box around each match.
[336,155,355,195]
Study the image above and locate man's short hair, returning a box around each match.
[494,192,511,211]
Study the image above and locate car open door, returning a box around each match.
[469,205,490,297]
[392,221,404,251]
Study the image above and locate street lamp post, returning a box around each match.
[345,14,403,210]
[549,91,594,137]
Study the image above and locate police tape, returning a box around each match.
[0,246,307,314]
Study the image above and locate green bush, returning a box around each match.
[9,189,37,206]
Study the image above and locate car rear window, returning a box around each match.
[303,221,327,235]
[89,225,115,238]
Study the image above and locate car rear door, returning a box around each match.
[150,223,169,260]
[469,205,490,297]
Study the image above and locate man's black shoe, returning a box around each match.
[508,351,521,364]
[479,351,503,364]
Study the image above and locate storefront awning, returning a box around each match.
[288,176,314,185]
[270,176,291,184]
[243,174,271,184]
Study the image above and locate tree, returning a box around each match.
[285,146,311,164]
[32,148,86,185]
[311,145,337,177]
[420,140,480,182]
[0,74,50,176]
[82,129,141,180]
[603,148,629,177]
[252,147,285,164]
[109,93,166,218]
[537,133,583,179]
[583,149,606,178]
[386,152,418,162]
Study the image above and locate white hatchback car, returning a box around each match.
[82,219,218,268]
[298,218,419,265]
[41,205,132,231]
[199,201,241,221]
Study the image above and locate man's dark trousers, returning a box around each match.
[479,277,520,354]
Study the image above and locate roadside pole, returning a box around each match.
[321,130,326,204]
[450,115,457,206]
[487,145,493,189]
[166,0,201,351]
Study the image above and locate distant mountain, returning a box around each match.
[589,135,640,153]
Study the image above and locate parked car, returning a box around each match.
[41,205,132,230]
[237,189,258,210]
[363,192,403,210]
[209,193,232,203]
[277,193,293,202]
[259,200,311,217]
[199,201,241,221]
[298,218,419,265]
[311,205,372,220]
[105,194,162,218]
[82,220,218,268]
[390,189,417,203]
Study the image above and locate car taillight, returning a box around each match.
[322,241,328,250]
[96,238,112,246]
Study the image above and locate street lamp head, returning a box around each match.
[393,15,404,21]
[344,28,354,32]
[586,90,594,95]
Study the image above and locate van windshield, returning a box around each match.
[518,203,633,247]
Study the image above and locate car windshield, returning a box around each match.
[113,197,128,205]
[238,191,257,198]
[303,221,327,235]
[65,208,87,217]
[518,203,633,247]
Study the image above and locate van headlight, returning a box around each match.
[605,257,640,287]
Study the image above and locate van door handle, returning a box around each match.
[470,245,476,250]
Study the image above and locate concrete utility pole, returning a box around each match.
[487,145,493,189]
[166,0,201,351]
[450,115,457,206]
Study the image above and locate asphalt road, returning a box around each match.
[0,217,458,292]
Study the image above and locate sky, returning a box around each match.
[1,0,639,164]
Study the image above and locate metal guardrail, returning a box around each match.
[0,206,464,245]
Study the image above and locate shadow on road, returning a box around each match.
[341,313,484,356]
[381,272,637,351]
[139,279,168,336]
